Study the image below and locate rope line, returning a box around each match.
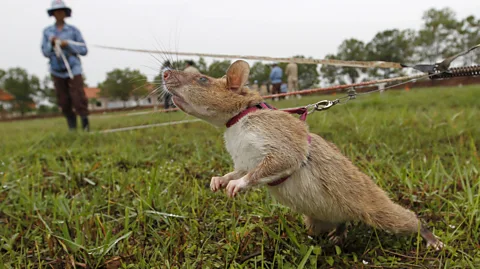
[97,119,202,133]
[53,40,87,79]
[54,40,75,79]
[94,45,404,69]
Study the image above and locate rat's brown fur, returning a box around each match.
[163,60,443,250]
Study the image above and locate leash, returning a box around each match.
[263,73,428,100]
[302,73,433,114]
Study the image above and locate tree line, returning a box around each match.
[320,8,480,84]
[1,8,478,114]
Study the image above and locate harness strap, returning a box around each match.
[226,102,311,187]
[226,106,259,128]
[282,107,308,121]
[226,102,308,128]
[267,176,289,187]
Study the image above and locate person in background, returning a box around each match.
[285,60,301,99]
[41,0,89,131]
[184,60,200,74]
[269,63,283,100]
[161,61,174,109]
[280,82,288,94]
[280,82,288,100]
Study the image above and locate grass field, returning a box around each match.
[0,86,479,268]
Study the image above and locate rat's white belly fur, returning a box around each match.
[224,121,265,171]
[224,120,344,222]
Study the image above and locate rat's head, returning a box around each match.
[163,60,263,126]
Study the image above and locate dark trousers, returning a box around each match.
[52,75,89,117]
[271,83,282,94]
[164,93,172,109]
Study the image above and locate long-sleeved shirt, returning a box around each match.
[269,66,283,84]
[41,24,88,78]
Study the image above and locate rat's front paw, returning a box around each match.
[226,177,248,198]
[210,176,229,192]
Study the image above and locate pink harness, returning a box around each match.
[225,103,311,186]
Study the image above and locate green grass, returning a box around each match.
[0,86,479,268]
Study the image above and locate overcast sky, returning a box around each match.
[0,0,479,86]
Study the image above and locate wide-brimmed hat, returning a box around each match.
[47,0,72,17]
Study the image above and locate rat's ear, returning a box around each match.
[226,60,250,91]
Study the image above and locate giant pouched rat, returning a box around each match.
[162,60,443,250]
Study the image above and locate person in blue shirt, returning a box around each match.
[41,0,90,131]
[269,63,283,98]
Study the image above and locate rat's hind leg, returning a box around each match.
[327,223,348,244]
[303,216,348,244]
[303,215,338,236]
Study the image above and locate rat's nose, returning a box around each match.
[163,70,171,80]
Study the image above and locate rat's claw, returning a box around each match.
[328,230,347,245]
[210,176,228,192]
[225,178,248,198]
[427,239,444,251]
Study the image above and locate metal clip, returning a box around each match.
[305,99,340,114]
[315,100,334,111]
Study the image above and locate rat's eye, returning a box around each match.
[198,77,208,83]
